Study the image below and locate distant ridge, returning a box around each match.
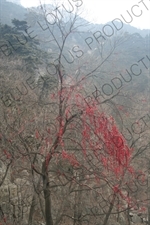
[0,0,150,38]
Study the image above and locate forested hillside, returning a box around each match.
[0,1,150,225]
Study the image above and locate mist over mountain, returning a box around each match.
[0,0,150,37]
[91,21,150,37]
[0,0,26,25]
[6,0,21,5]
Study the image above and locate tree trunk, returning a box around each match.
[28,176,42,225]
[28,194,36,225]
[102,194,116,225]
[73,173,83,225]
[148,174,150,225]
[42,161,53,225]
[127,192,131,225]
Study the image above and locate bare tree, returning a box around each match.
[0,1,149,225]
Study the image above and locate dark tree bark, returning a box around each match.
[103,194,116,225]
[42,161,53,225]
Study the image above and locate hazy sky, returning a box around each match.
[20,0,150,29]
